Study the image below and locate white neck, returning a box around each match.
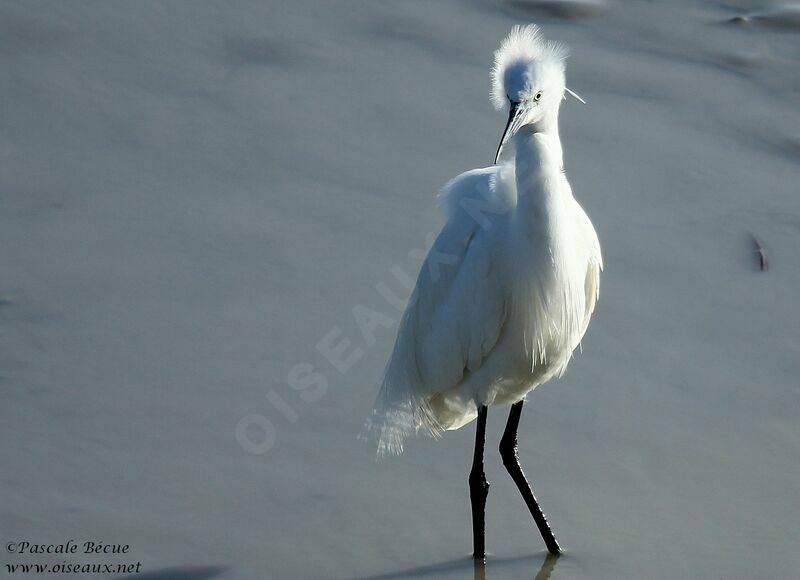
[529,107,562,165]
[512,105,564,186]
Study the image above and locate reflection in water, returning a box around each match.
[361,552,559,580]
[474,552,558,580]
[115,565,227,580]
[534,553,559,580]
[474,558,485,580]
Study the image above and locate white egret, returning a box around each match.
[364,24,602,557]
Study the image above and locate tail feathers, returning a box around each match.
[360,397,444,457]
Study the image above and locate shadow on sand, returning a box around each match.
[359,552,559,580]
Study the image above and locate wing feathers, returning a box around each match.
[365,167,515,454]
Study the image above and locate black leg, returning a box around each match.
[499,401,562,555]
[469,405,490,559]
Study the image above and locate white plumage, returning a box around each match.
[364,24,602,456]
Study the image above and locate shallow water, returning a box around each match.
[1,1,799,578]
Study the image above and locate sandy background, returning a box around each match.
[1,1,799,578]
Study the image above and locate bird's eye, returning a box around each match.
[534,91,543,101]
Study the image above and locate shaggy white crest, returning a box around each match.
[490,24,569,110]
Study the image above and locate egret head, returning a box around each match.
[491,25,582,163]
